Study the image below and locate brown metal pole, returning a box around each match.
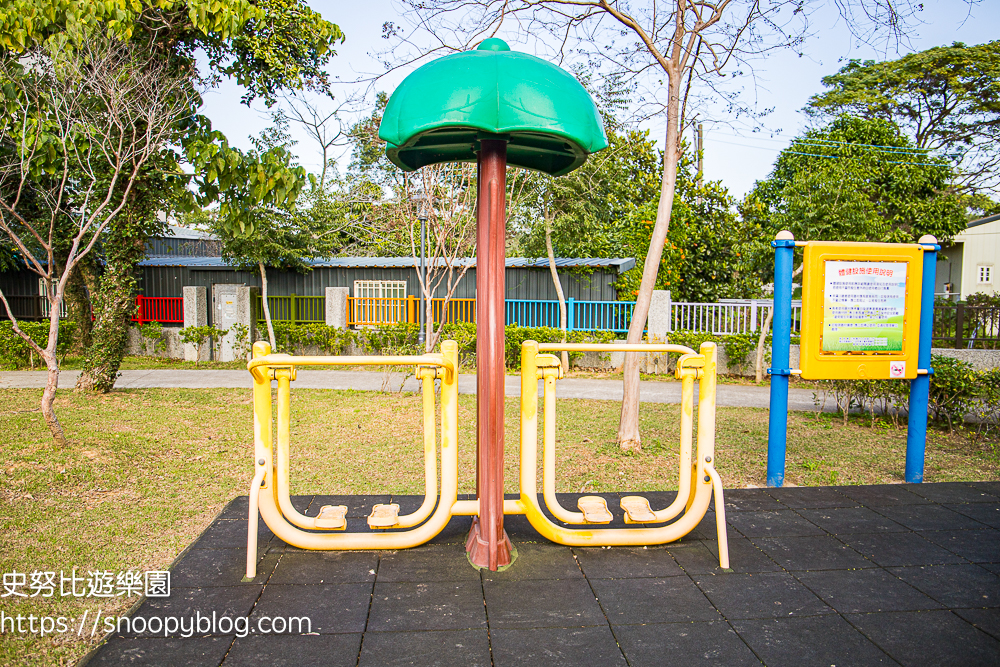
[466,138,513,570]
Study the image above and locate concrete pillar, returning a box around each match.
[237,286,258,360]
[648,290,672,342]
[325,287,350,328]
[212,284,256,362]
[183,286,208,362]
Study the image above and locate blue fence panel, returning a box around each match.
[573,300,634,333]
[505,299,635,333]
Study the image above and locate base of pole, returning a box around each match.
[465,517,513,570]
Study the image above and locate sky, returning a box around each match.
[199,0,999,201]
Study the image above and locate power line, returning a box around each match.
[708,138,951,168]
[711,130,945,157]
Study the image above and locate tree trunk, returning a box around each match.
[76,238,143,392]
[755,307,774,383]
[544,209,569,373]
[617,69,683,452]
[259,262,276,350]
[0,286,68,444]
[41,345,67,445]
[41,289,68,444]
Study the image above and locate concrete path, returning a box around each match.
[2,369,829,412]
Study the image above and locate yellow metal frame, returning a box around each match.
[245,340,460,579]
[517,341,729,568]
[800,241,924,380]
[244,338,730,575]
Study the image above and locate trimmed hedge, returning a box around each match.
[257,321,616,369]
[0,320,77,370]
[814,354,1000,437]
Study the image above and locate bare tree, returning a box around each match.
[384,0,924,450]
[0,36,193,443]
[282,92,356,190]
[403,163,478,353]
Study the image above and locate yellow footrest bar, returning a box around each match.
[620,496,657,523]
[314,505,348,530]
[577,496,613,524]
[368,504,401,528]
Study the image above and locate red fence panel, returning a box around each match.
[133,296,184,325]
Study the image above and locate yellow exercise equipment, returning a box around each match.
[244,340,460,580]
[515,341,730,568]
[243,337,730,576]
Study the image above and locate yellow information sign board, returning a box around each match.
[799,241,924,380]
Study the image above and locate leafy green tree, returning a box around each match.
[0,35,193,441]
[512,127,662,260]
[807,41,1000,194]
[739,115,968,287]
[0,0,345,397]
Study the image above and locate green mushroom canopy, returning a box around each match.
[378,38,608,177]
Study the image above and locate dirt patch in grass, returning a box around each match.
[1,387,997,665]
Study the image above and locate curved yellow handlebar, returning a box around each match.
[248,353,456,383]
[537,342,696,355]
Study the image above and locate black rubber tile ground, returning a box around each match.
[483,578,606,628]
[731,615,896,665]
[128,586,263,635]
[266,551,378,584]
[85,483,1000,666]
[490,625,627,667]
[426,514,474,544]
[945,501,1000,528]
[834,484,932,506]
[668,535,782,574]
[887,564,1000,608]
[716,488,786,512]
[764,486,858,509]
[795,506,908,535]
[906,481,998,504]
[752,535,873,571]
[88,636,235,666]
[377,544,483,582]
[223,633,362,667]
[358,629,491,667]
[873,503,988,532]
[725,510,826,538]
[921,528,1000,563]
[194,517,274,549]
[573,545,684,578]
[795,568,942,613]
[491,626,629,666]
[846,609,1000,666]
[694,571,833,620]
[613,620,762,666]
[250,583,372,634]
[368,580,486,631]
[954,608,1000,641]
[841,532,967,567]
[170,550,278,588]
[589,576,722,624]
[481,542,582,581]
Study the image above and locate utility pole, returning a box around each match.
[695,123,704,205]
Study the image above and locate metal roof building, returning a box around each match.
[136,256,635,302]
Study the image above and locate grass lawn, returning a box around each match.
[1,387,997,665]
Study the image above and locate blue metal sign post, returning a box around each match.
[766,231,796,488]
[905,236,940,483]
[766,232,938,487]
